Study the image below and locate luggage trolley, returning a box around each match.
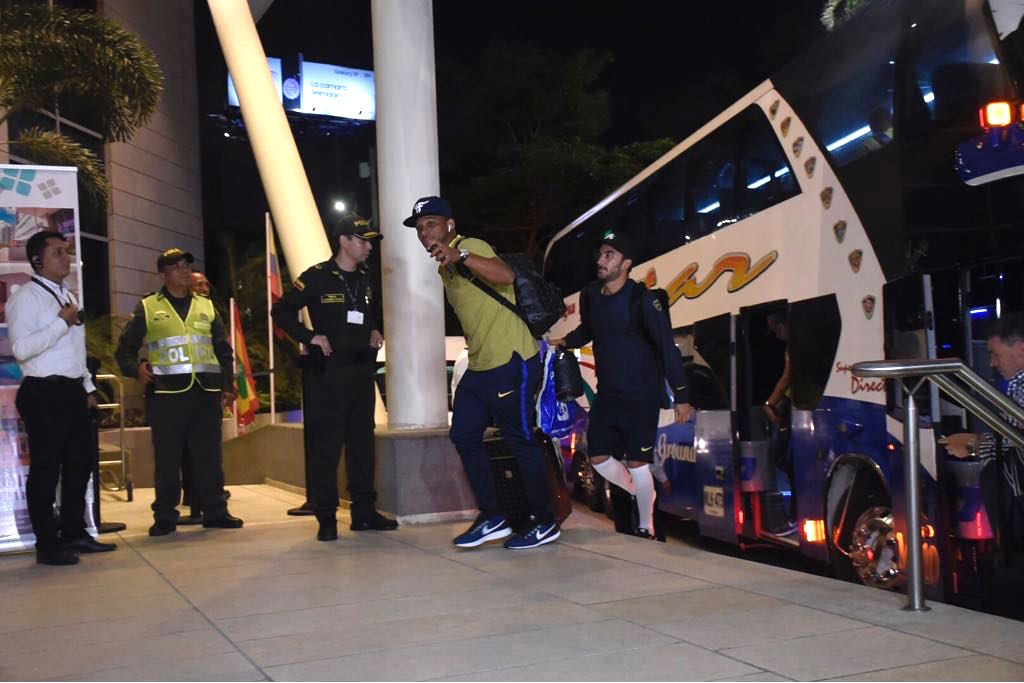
[95,373,133,502]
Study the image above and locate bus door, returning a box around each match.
[883,273,951,600]
[736,302,797,545]
[655,327,703,520]
[692,313,739,544]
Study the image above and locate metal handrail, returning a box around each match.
[854,360,1024,444]
[95,373,131,497]
[852,358,1024,612]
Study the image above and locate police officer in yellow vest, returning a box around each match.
[116,248,243,536]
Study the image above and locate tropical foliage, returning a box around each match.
[820,0,872,31]
[438,43,676,257]
[0,1,163,207]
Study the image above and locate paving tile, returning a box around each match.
[264,619,674,681]
[0,628,238,681]
[721,625,971,681]
[0,592,193,635]
[241,599,605,667]
[190,563,495,620]
[54,652,265,682]
[718,672,792,681]
[525,566,712,605]
[826,654,1024,681]
[0,608,209,657]
[445,541,657,581]
[651,602,867,651]
[828,598,1024,665]
[436,641,759,681]
[590,586,780,625]
[217,583,551,641]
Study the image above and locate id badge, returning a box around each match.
[347,310,365,325]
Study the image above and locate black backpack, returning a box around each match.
[580,280,674,407]
[455,243,566,339]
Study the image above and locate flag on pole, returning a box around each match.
[267,221,286,339]
[232,300,260,428]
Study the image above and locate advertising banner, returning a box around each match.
[0,165,88,553]
[228,56,375,121]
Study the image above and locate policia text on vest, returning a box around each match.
[116,248,242,536]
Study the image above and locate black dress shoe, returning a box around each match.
[37,547,79,565]
[202,513,243,529]
[287,502,316,517]
[317,518,338,542]
[61,536,117,553]
[350,510,398,531]
[149,521,176,537]
[178,513,204,526]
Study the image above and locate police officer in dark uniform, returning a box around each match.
[115,248,243,537]
[271,216,397,541]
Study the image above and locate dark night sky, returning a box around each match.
[193,0,826,286]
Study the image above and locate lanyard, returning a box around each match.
[31,277,74,307]
[337,271,364,312]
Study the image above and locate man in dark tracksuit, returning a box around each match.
[271,216,397,541]
[116,248,243,537]
[551,231,690,538]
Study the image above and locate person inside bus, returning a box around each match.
[940,313,1024,551]
[763,312,796,533]
[549,231,690,539]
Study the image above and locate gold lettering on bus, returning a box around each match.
[664,251,779,305]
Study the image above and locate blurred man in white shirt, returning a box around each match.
[7,230,116,565]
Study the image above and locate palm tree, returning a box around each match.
[820,0,872,31]
[0,1,163,208]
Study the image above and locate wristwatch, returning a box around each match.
[458,248,470,263]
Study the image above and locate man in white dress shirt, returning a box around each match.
[7,230,116,565]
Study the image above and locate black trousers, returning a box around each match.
[306,362,377,517]
[16,376,92,550]
[147,386,227,524]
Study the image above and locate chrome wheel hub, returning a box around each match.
[848,506,902,589]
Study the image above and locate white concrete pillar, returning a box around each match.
[207,0,331,277]
[371,0,448,429]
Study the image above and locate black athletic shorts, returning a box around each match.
[586,394,662,463]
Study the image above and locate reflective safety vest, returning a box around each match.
[142,294,221,394]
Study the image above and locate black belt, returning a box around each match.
[23,375,84,386]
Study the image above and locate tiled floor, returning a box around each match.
[2,485,1023,681]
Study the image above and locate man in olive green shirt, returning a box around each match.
[407,196,558,550]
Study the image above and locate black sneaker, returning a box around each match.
[504,521,560,550]
[351,510,398,531]
[453,514,511,548]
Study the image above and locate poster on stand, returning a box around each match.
[0,165,88,553]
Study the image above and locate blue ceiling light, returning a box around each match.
[826,125,872,152]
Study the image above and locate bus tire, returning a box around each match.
[826,459,895,588]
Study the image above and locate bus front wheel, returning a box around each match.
[827,461,897,588]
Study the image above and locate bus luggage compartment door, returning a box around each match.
[695,409,737,543]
